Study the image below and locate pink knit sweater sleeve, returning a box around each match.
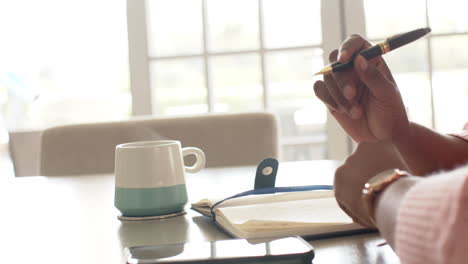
[395,165,468,264]
[395,125,468,264]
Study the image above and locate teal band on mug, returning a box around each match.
[115,184,188,217]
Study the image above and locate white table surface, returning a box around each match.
[0,160,399,264]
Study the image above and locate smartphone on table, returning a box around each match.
[125,236,314,264]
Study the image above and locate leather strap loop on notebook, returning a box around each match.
[254,158,279,190]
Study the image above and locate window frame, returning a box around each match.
[127,0,354,160]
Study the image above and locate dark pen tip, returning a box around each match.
[426,27,432,33]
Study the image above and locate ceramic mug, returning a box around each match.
[114,140,205,217]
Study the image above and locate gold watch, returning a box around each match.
[362,169,409,226]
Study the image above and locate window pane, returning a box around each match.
[263,0,321,49]
[431,36,468,133]
[267,49,327,160]
[146,0,203,57]
[364,0,426,39]
[383,39,432,128]
[431,36,468,70]
[1,0,130,130]
[428,0,468,34]
[150,58,208,115]
[210,54,262,112]
[206,0,259,52]
[267,49,326,130]
[394,73,432,128]
[384,39,429,74]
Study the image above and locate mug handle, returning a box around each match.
[182,147,206,173]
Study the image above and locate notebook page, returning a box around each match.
[216,197,352,227]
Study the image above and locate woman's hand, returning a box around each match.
[313,35,410,143]
[334,141,407,228]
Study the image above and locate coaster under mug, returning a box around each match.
[117,210,187,221]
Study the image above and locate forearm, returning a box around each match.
[393,122,468,175]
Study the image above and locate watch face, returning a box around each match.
[367,169,396,186]
[365,169,409,192]
[362,168,409,227]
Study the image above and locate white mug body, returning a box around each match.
[114,140,205,217]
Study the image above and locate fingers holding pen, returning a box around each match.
[334,35,371,108]
[337,34,372,63]
[313,51,342,112]
[327,50,363,118]
[313,80,338,112]
[323,51,350,112]
[339,34,390,81]
[314,47,367,119]
[316,73,362,119]
[336,35,372,108]
[354,55,397,99]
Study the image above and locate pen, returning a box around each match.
[314,27,431,75]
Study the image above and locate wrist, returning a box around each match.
[362,169,410,227]
[374,176,420,247]
[375,176,419,213]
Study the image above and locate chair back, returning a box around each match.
[40,112,279,176]
[8,130,42,176]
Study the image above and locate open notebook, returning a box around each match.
[191,189,366,239]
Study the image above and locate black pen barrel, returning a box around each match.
[331,46,381,72]
[326,27,431,74]
[388,27,431,50]
[359,45,383,60]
